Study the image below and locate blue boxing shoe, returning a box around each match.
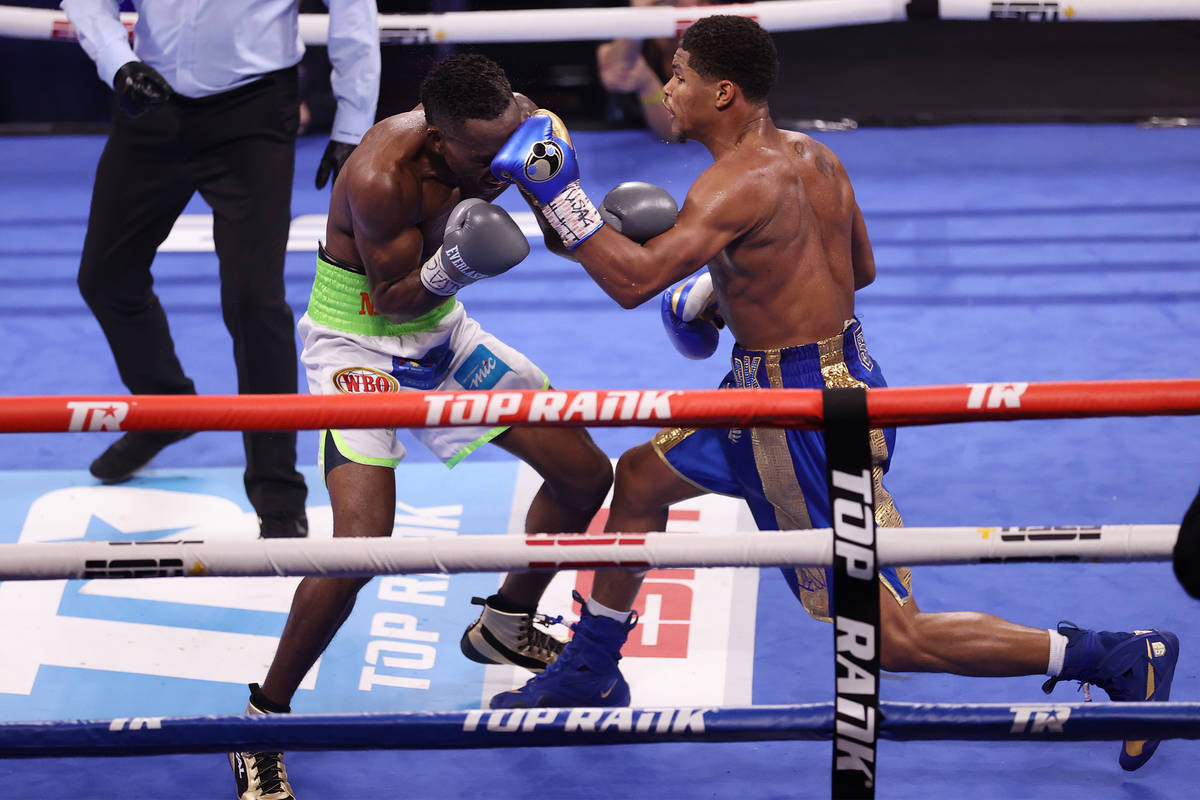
[490,592,637,709]
[1042,621,1180,770]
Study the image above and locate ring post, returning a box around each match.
[823,387,879,799]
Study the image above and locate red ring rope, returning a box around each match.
[0,379,1196,433]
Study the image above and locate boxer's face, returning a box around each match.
[437,99,523,196]
[663,49,703,142]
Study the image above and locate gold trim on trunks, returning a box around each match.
[652,427,722,496]
[787,327,911,619]
[743,348,825,617]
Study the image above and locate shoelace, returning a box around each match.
[1042,622,1098,694]
[519,615,565,660]
[532,606,641,682]
[534,611,565,628]
[251,752,288,796]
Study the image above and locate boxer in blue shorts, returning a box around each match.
[655,318,910,622]
[486,16,1179,773]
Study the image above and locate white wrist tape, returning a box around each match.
[419,249,464,296]
[540,180,604,249]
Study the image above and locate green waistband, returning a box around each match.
[307,256,456,336]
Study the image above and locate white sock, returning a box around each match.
[1046,629,1068,676]
[586,595,632,623]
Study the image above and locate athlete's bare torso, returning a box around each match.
[323,113,503,269]
[320,95,536,322]
[701,125,871,349]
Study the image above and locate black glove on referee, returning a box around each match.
[316,140,357,190]
[113,61,172,119]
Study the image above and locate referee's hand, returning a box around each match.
[113,61,172,118]
[316,140,357,190]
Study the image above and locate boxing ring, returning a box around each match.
[2,1,1200,798]
[0,383,1196,798]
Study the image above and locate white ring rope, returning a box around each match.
[2,1,1198,45]
[0,525,1177,581]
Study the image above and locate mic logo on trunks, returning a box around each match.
[333,367,400,394]
[524,141,563,182]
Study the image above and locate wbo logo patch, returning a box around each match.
[333,366,400,393]
[453,345,511,391]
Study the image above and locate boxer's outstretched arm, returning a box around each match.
[491,109,749,304]
[573,160,755,308]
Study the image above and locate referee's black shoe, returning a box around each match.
[89,431,193,484]
[258,512,309,539]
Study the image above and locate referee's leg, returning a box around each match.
[201,69,308,530]
[78,103,196,396]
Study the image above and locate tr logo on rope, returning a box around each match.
[966,382,1028,410]
[66,400,128,431]
[1009,705,1072,734]
[108,717,162,732]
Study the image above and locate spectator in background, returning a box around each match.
[60,0,380,539]
[596,0,714,141]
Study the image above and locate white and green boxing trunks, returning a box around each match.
[299,248,549,476]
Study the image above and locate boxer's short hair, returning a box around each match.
[681,15,778,103]
[420,54,514,134]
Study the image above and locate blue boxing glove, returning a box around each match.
[661,271,724,360]
[491,110,604,249]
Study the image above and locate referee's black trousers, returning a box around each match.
[78,67,307,518]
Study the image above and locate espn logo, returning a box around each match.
[573,508,702,659]
[379,26,432,44]
[989,2,1067,21]
[999,526,1101,543]
[84,558,186,579]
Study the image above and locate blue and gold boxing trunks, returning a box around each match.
[653,318,912,621]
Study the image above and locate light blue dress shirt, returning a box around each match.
[61,0,380,144]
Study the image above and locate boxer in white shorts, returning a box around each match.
[298,252,549,472]
[231,56,620,800]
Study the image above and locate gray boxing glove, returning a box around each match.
[420,199,531,296]
[599,181,678,243]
